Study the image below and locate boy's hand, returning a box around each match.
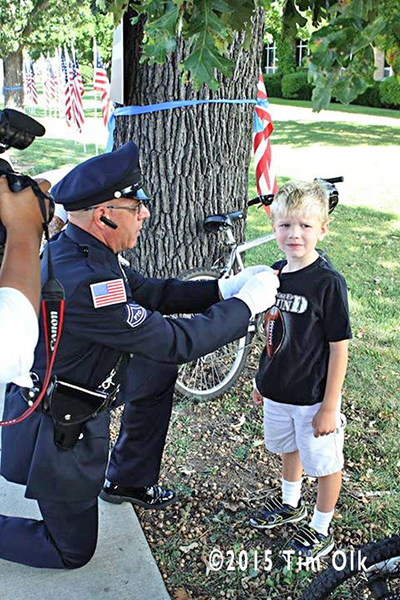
[253,388,263,406]
[312,407,337,438]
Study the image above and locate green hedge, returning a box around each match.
[264,73,283,98]
[281,71,313,100]
[380,76,400,108]
[351,82,382,108]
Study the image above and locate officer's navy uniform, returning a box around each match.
[0,143,251,569]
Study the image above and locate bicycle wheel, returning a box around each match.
[174,268,253,401]
[302,536,400,600]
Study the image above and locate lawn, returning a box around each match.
[269,97,400,120]
[270,120,400,147]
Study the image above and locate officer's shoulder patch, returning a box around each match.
[126,302,147,328]
[90,278,127,308]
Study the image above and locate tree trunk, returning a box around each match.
[3,49,24,108]
[114,9,265,278]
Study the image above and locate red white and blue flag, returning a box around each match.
[93,39,112,127]
[253,71,277,197]
[43,55,58,106]
[24,57,38,105]
[71,42,84,97]
[67,45,85,132]
[60,47,73,125]
[90,279,127,309]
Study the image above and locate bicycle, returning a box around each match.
[174,176,343,401]
[301,534,400,599]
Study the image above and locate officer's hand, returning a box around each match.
[234,271,279,317]
[0,176,51,235]
[218,265,274,300]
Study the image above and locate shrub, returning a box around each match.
[276,38,296,75]
[352,82,383,108]
[379,76,400,108]
[264,73,283,98]
[281,72,313,100]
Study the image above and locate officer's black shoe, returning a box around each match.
[99,481,176,510]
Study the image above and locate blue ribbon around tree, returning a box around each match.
[2,86,24,92]
[105,98,260,152]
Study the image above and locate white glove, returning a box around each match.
[218,265,275,300]
[234,271,279,317]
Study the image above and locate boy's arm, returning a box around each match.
[312,339,349,438]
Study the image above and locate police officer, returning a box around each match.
[0,142,279,569]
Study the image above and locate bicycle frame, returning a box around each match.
[217,227,275,277]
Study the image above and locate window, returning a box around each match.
[264,43,277,75]
[383,59,393,78]
[296,39,309,67]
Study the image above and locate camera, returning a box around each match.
[0,108,53,245]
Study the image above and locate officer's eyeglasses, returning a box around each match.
[85,201,146,216]
[104,202,145,215]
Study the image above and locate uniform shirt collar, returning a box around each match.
[64,222,121,271]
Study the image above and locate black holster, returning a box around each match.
[22,355,129,450]
[49,379,112,450]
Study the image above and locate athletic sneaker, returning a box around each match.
[249,496,307,530]
[287,523,334,559]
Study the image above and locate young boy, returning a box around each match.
[249,180,351,559]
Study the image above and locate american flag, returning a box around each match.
[43,55,58,107]
[253,71,277,198]
[68,46,85,132]
[60,47,73,125]
[24,58,38,105]
[93,40,112,127]
[90,279,127,308]
[71,43,84,97]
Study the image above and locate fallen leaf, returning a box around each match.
[173,588,192,600]
[179,541,199,553]
[232,414,246,430]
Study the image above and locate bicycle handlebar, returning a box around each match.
[321,176,344,184]
[248,176,344,214]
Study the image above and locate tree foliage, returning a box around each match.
[95,0,400,110]
[0,0,113,64]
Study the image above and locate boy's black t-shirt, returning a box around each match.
[255,256,352,406]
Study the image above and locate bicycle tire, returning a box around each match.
[301,535,400,600]
[174,268,252,401]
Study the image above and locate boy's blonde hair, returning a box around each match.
[271,180,330,224]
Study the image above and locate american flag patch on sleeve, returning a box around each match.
[90,279,127,308]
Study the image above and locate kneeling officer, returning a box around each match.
[0,142,279,569]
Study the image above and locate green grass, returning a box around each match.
[270,120,400,147]
[8,138,104,176]
[269,97,400,119]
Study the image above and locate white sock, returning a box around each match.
[309,507,334,536]
[282,478,302,508]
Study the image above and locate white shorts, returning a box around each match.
[263,398,346,478]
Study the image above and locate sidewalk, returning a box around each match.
[0,399,171,600]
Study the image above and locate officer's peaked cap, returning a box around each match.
[52,142,142,211]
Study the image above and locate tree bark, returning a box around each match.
[3,49,24,108]
[114,9,265,278]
